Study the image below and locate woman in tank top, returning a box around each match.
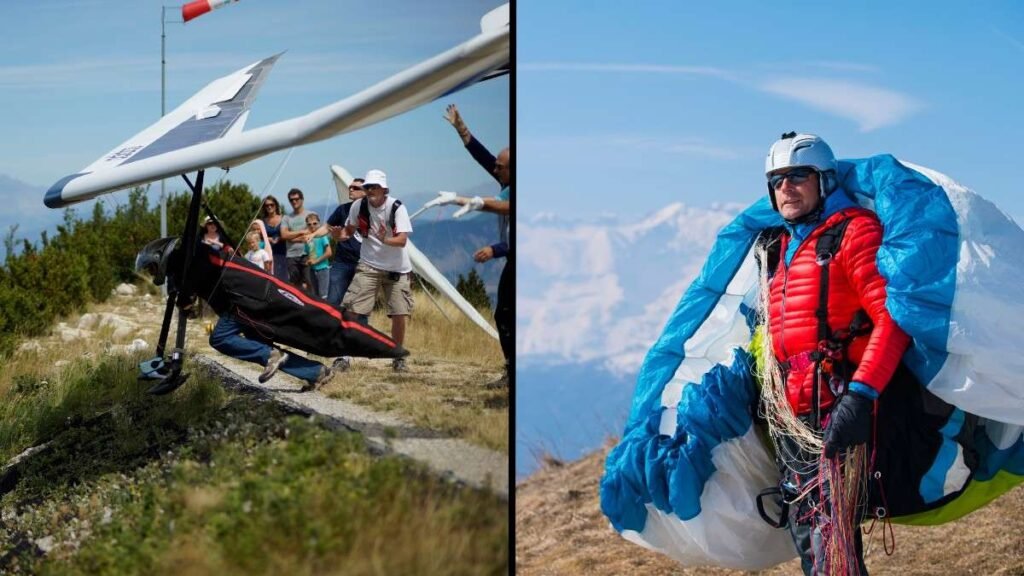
[259,195,289,280]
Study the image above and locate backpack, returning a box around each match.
[356,198,403,238]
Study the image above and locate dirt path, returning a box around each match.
[194,353,508,498]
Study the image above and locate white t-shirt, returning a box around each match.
[346,196,413,273]
[245,248,271,269]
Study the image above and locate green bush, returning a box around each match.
[0,181,262,357]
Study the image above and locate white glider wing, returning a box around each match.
[408,240,499,341]
[45,3,509,208]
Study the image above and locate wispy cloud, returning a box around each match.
[803,61,880,73]
[526,134,744,160]
[520,62,738,82]
[991,26,1024,53]
[759,77,921,132]
[0,53,409,93]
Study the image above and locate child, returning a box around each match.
[304,212,333,299]
[244,231,272,273]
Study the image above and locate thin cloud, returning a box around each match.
[804,61,880,73]
[530,134,743,160]
[991,26,1024,53]
[520,62,738,82]
[759,77,921,132]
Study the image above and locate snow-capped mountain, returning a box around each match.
[517,201,744,375]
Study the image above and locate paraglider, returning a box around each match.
[600,145,1024,569]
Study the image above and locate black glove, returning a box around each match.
[823,392,874,458]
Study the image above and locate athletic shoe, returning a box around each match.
[392,358,408,373]
[332,357,351,372]
[259,349,289,383]
[303,366,334,392]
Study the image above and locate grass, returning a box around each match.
[189,286,509,453]
[0,288,508,573]
[0,352,508,574]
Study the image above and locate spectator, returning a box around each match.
[339,169,414,373]
[443,103,512,388]
[304,212,333,300]
[309,177,366,373]
[243,231,272,273]
[258,195,288,280]
[279,188,313,291]
[200,216,227,253]
[324,178,366,306]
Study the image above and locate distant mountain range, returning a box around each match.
[0,173,504,299]
[516,202,746,477]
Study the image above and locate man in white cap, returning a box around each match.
[337,169,414,372]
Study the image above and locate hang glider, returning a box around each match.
[329,165,499,341]
[50,4,508,395]
[44,3,509,208]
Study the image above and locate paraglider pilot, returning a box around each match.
[758,132,910,574]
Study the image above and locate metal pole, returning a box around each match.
[160,6,168,295]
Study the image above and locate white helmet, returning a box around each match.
[765,132,837,212]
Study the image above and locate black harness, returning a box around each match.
[356,198,403,238]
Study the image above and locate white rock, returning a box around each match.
[59,328,91,342]
[115,283,137,296]
[111,326,134,341]
[99,315,134,331]
[77,313,99,330]
[35,535,55,553]
[16,341,42,354]
[128,339,148,353]
[100,507,112,525]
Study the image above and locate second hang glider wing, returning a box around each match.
[45,3,510,208]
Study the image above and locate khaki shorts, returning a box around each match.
[342,262,414,316]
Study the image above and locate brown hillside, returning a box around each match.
[516,441,1024,575]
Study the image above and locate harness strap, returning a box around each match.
[357,198,403,238]
[810,217,853,429]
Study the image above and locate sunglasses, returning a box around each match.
[362,184,382,192]
[288,197,302,203]
[349,185,363,191]
[263,203,276,208]
[768,167,816,190]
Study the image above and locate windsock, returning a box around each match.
[182,0,240,23]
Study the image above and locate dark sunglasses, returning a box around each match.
[349,185,363,191]
[768,167,816,190]
[362,184,382,192]
[288,196,302,203]
[263,203,276,208]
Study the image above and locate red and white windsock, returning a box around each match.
[182,0,240,23]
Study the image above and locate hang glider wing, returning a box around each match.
[408,240,500,341]
[45,3,510,208]
[330,164,356,204]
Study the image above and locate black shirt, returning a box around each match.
[326,202,362,264]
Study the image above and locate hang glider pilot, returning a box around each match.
[135,233,408,392]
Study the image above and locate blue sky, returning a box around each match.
[0,0,508,238]
[518,1,1024,223]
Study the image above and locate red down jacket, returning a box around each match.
[768,207,910,415]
